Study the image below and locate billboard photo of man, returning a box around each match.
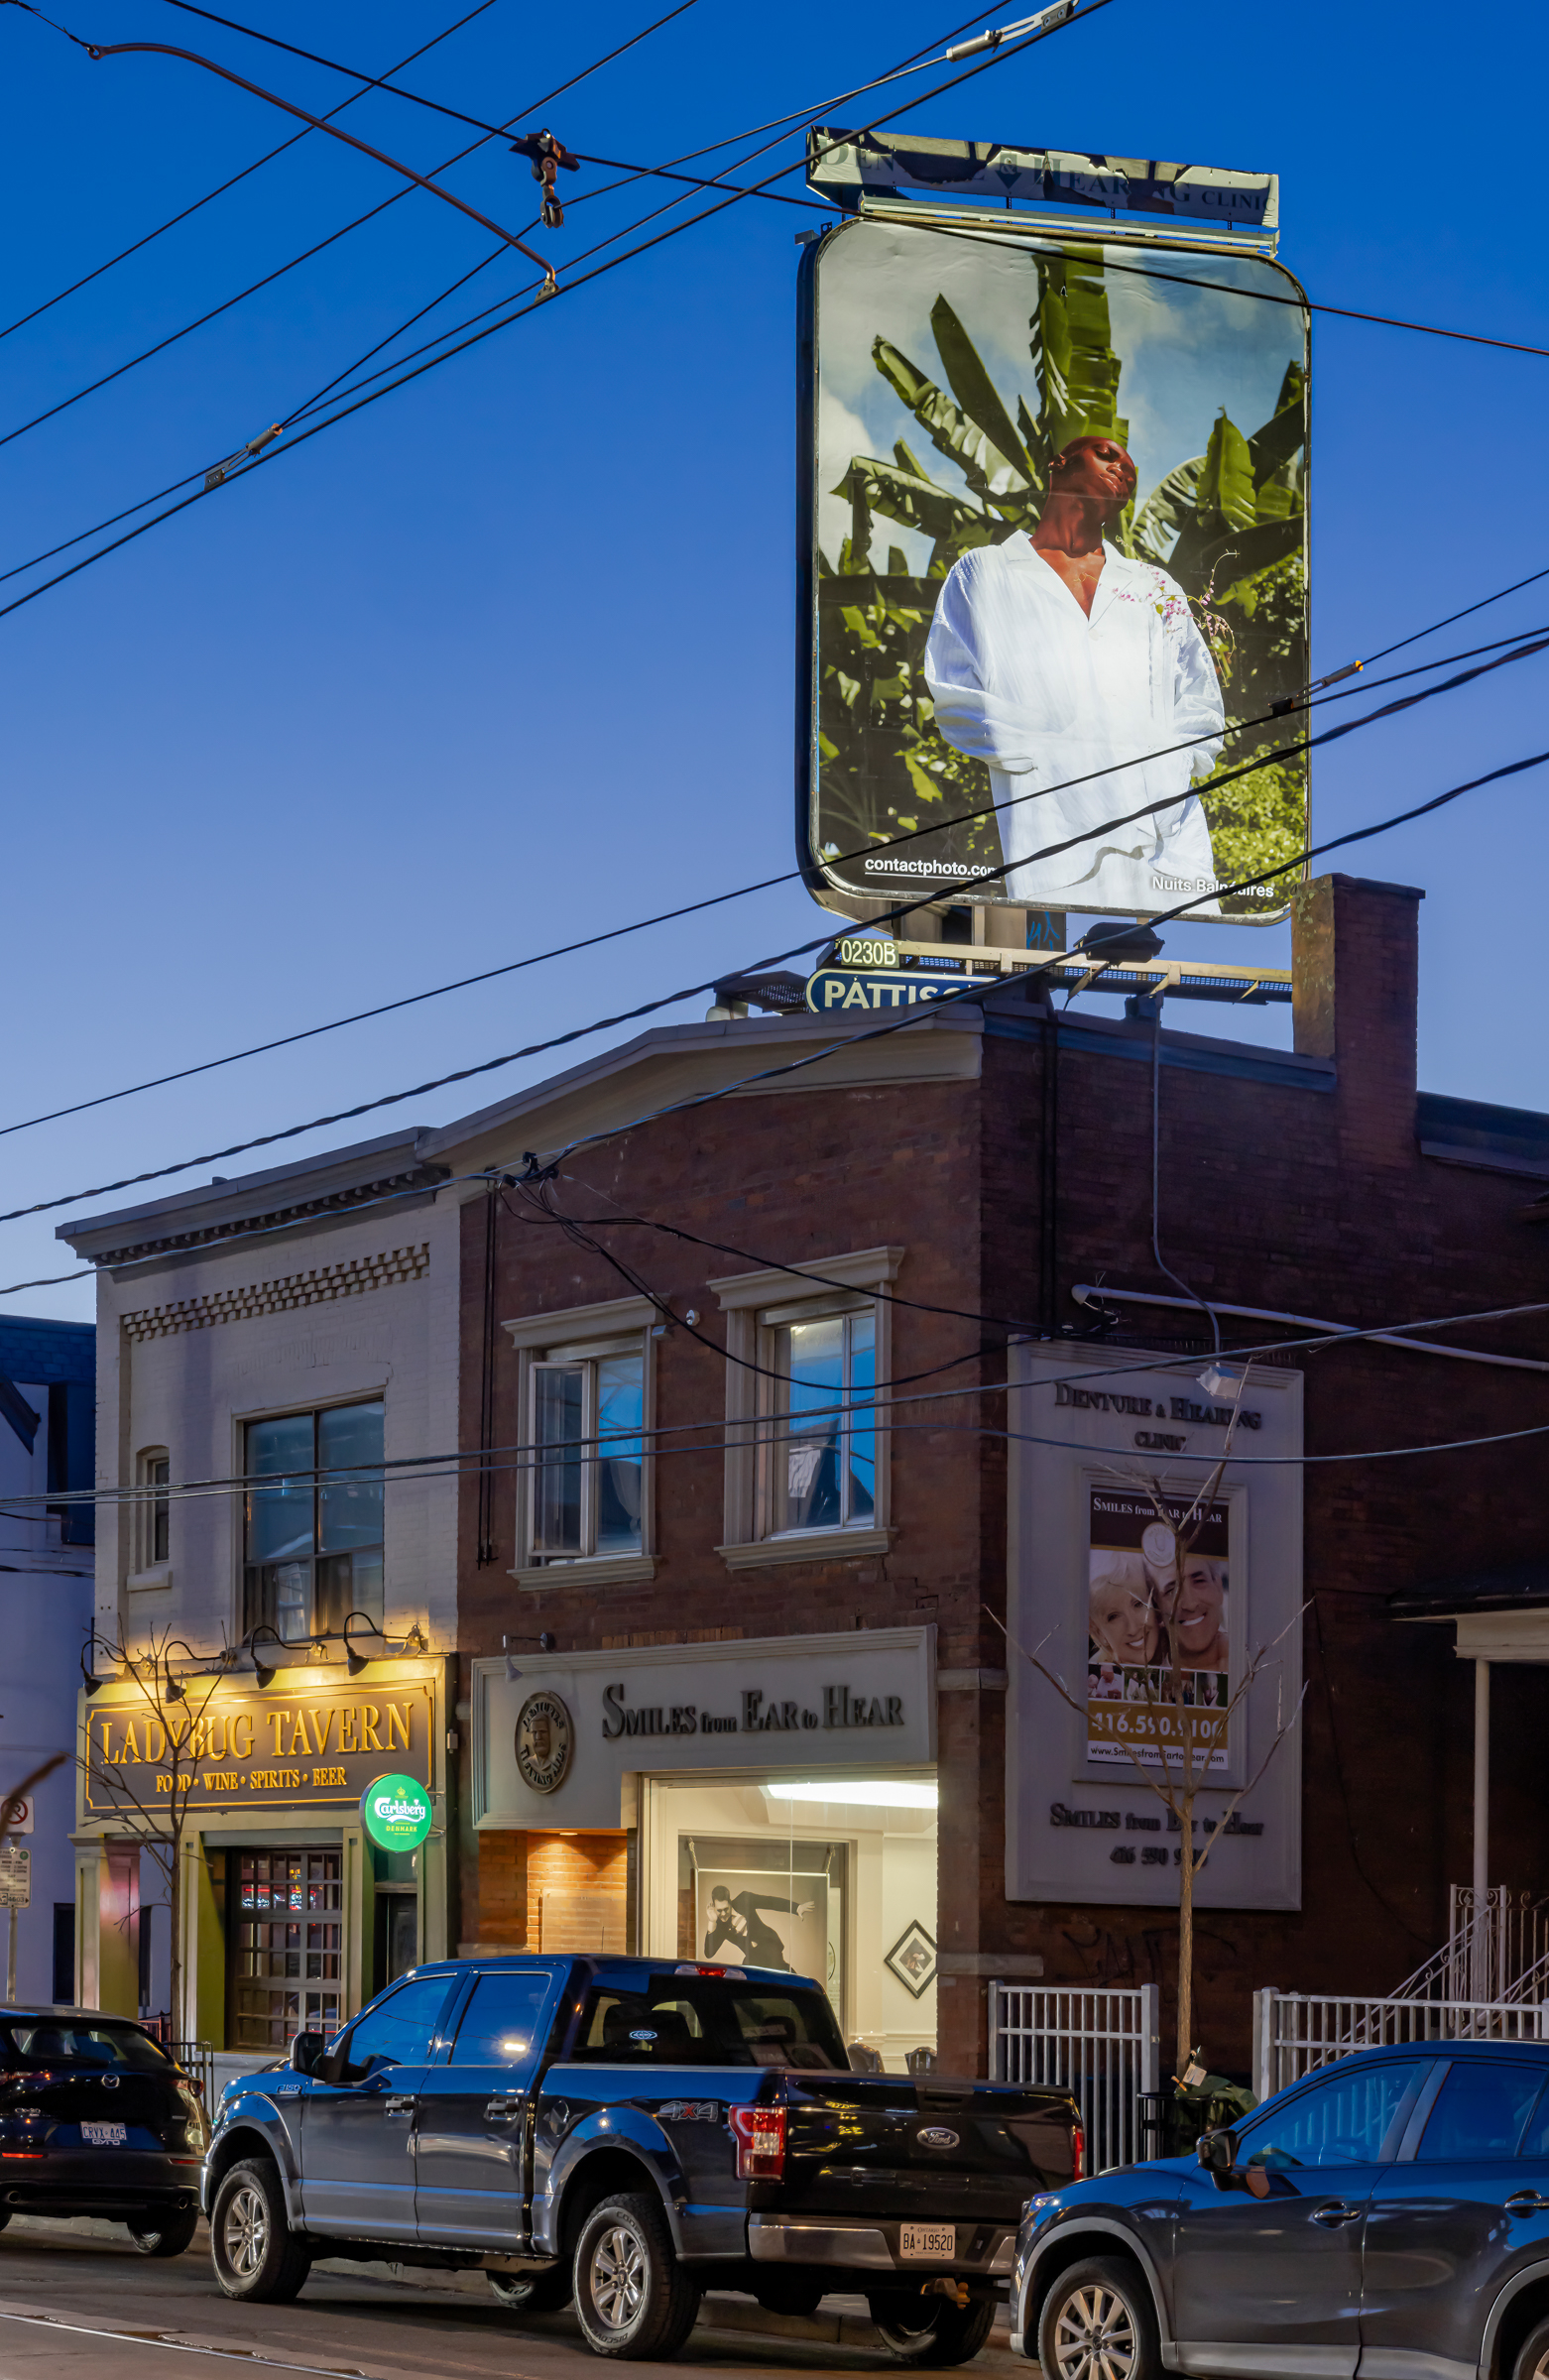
[699,1876,821,1973]
[803,220,1309,919]
[922,433,1226,913]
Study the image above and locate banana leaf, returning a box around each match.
[1248,392,1307,488]
[873,337,1031,504]
[1171,511,1306,593]
[833,456,995,551]
[1130,454,1204,564]
[929,294,1034,481]
[1196,412,1256,533]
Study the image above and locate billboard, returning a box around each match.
[797,214,1309,923]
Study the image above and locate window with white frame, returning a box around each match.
[759,1295,876,1536]
[504,1297,656,1581]
[710,1247,901,1564]
[135,1447,171,1573]
[532,1339,645,1563]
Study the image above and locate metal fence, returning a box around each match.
[140,2025,216,2103]
[989,1983,1161,2174]
[1252,1988,1549,2101]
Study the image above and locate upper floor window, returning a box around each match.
[503,1297,657,1585]
[761,1299,876,1535]
[134,1447,170,1574]
[710,1247,901,1567]
[243,1400,384,1642]
[533,1342,644,1564]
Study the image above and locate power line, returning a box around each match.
[0,0,1107,616]
[12,662,1549,1233]
[0,2,979,494]
[0,0,508,347]
[542,730,1549,1177]
[920,217,1549,365]
[12,1285,1549,1514]
[2,597,1538,1147]
[0,2,723,457]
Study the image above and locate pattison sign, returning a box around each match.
[82,1677,434,1814]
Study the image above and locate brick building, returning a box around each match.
[61,872,1549,2075]
[447,872,1549,2075]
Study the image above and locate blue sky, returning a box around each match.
[3,0,1547,1323]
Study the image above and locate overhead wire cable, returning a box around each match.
[917,214,1549,364]
[0,0,703,472]
[0,0,1110,616]
[15,1273,1549,1508]
[0,0,507,347]
[0,606,1535,1144]
[0,2,985,464]
[4,660,1548,1230]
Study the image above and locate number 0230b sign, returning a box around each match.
[83,1680,434,1813]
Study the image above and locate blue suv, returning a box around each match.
[1012,2041,1549,2380]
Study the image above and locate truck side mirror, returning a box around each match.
[290,2030,325,2077]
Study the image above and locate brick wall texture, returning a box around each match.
[451,875,1549,2079]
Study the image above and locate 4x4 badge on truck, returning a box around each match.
[917,2127,959,2149]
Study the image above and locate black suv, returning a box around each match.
[0,2006,210,2255]
[1013,2040,1549,2380]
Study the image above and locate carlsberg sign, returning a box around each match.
[360,1772,433,1850]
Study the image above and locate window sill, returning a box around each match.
[127,1566,173,1593]
[716,1528,894,1572]
[511,1554,657,1591]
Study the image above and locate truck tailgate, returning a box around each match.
[775,2074,1078,2223]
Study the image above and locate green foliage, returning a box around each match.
[816,261,1308,910]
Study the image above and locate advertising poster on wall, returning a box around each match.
[799,215,1309,921]
[1086,1488,1231,1771]
[695,1866,829,1980]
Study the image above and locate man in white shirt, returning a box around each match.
[922,435,1226,913]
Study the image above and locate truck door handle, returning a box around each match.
[485,2096,525,2120]
[1505,2192,1549,2212]
[1311,2202,1362,2226]
[384,2096,416,2117]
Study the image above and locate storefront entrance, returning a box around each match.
[642,1768,937,2070]
[229,1847,343,2049]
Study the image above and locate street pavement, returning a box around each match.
[0,2218,1028,2380]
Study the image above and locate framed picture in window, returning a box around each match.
[884,1920,937,1999]
[694,1867,828,1982]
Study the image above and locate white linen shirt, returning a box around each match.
[922,535,1226,913]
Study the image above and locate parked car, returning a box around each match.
[203,1954,1082,2362]
[0,2006,209,2254]
[1011,2039,1549,2380]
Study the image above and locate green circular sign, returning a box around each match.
[361,1773,433,1851]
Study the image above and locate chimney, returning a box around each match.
[1291,873,1423,1167]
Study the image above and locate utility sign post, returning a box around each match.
[0,1846,31,2005]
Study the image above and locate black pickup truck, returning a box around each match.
[203,1954,1080,2362]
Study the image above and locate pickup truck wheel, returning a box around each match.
[573,2192,701,2360]
[209,2158,312,2304]
[128,2207,200,2257]
[868,2291,997,2366]
[488,2266,573,2314]
[1036,2256,1159,2380]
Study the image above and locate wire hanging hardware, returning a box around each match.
[204,421,282,492]
[509,127,579,228]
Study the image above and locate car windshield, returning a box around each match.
[571,1974,845,2069]
[0,2020,174,2074]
